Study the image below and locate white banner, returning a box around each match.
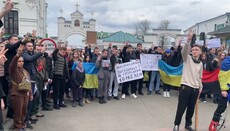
[140,54,162,71]
[115,61,143,83]
[207,38,221,48]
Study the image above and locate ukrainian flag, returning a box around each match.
[72,62,99,89]
[158,60,182,87]
[218,56,230,91]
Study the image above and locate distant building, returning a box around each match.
[184,12,230,48]
[99,31,144,49]
[57,6,96,42]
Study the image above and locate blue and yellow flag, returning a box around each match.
[72,62,99,89]
[158,60,183,87]
[218,56,230,91]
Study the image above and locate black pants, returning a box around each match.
[212,94,228,122]
[122,80,137,95]
[0,76,8,107]
[72,86,83,102]
[65,80,71,96]
[163,83,171,92]
[83,88,91,99]
[138,78,143,93]
[53,76,66,106]
[174,85,199,126]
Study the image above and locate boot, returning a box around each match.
[99,97,104,104]
[102,96,107,104]
[209,120,218,131]
[72,101,77,107]
[79,99,84,107]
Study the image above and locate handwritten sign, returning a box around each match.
[140,54,162,71]
[40,38,57,54]
[207,38,221,48]
[115,61,143,83]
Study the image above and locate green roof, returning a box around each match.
[97,32,113,39]
[101,31,143,43]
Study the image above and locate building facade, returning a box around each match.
[184,12,230,48]
[57,8,96,43]
[0,0,47,38]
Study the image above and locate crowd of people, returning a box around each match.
[0,1,230,131]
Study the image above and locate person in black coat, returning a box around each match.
[121,44,138,99]
[162,49,173,98]
[71,60,85,107]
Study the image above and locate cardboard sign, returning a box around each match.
[115,61,143,83]
[86,31,97,44]
[40,38,57,54]
[207,38,221,49]
[140,54,162,71]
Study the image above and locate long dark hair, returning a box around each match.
[84,54,91,62]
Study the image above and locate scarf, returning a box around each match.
[76,66,84,73]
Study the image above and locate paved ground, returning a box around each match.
[3,89,230,131]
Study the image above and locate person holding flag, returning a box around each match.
[209,56,230,131]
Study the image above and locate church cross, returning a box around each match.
[75,2,80,10]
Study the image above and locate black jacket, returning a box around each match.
[44,54,53,79]
[121,46,137,63]
[71,68,85,88]
[162,54,173,66]
[4,41,23,75]
[22,50,43,81]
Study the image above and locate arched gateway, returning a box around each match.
[57,5,96,44]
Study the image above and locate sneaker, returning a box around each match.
[25,123,33,129]
[99,97,104,104]
[173,125,179,131]
[131,94,137,98]
[185,125,195,131]
[79,101,84,107]
[85,99,91,104]
[107,96,112,100]
[147,91,152,95]
[203,100,207,103]
[53,105,60,110]
[42,106,53,111]
[121,94,126,99]
[35,112,45,117]
[155,91,161,95]
[59,103,67,108]
[30,115,38,121]
[209,120,218,131]
[113,96,120,100]
[163,92,167,97]
[166,92,170,98]
[72,101,77,107]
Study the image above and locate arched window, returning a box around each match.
[74,19,80,26]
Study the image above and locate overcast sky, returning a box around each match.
[46,0,230,39]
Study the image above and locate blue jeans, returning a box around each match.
[148,71,161,92]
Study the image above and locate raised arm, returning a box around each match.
[181,32,193,62]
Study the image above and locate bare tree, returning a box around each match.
[158,20,170,48]
[135,19,151,39]
[158,20,170,29]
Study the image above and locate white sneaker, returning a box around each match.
[131,93,137,98]
[121,94,126,99]
[166,92,170,98]
[163,92,167,97]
